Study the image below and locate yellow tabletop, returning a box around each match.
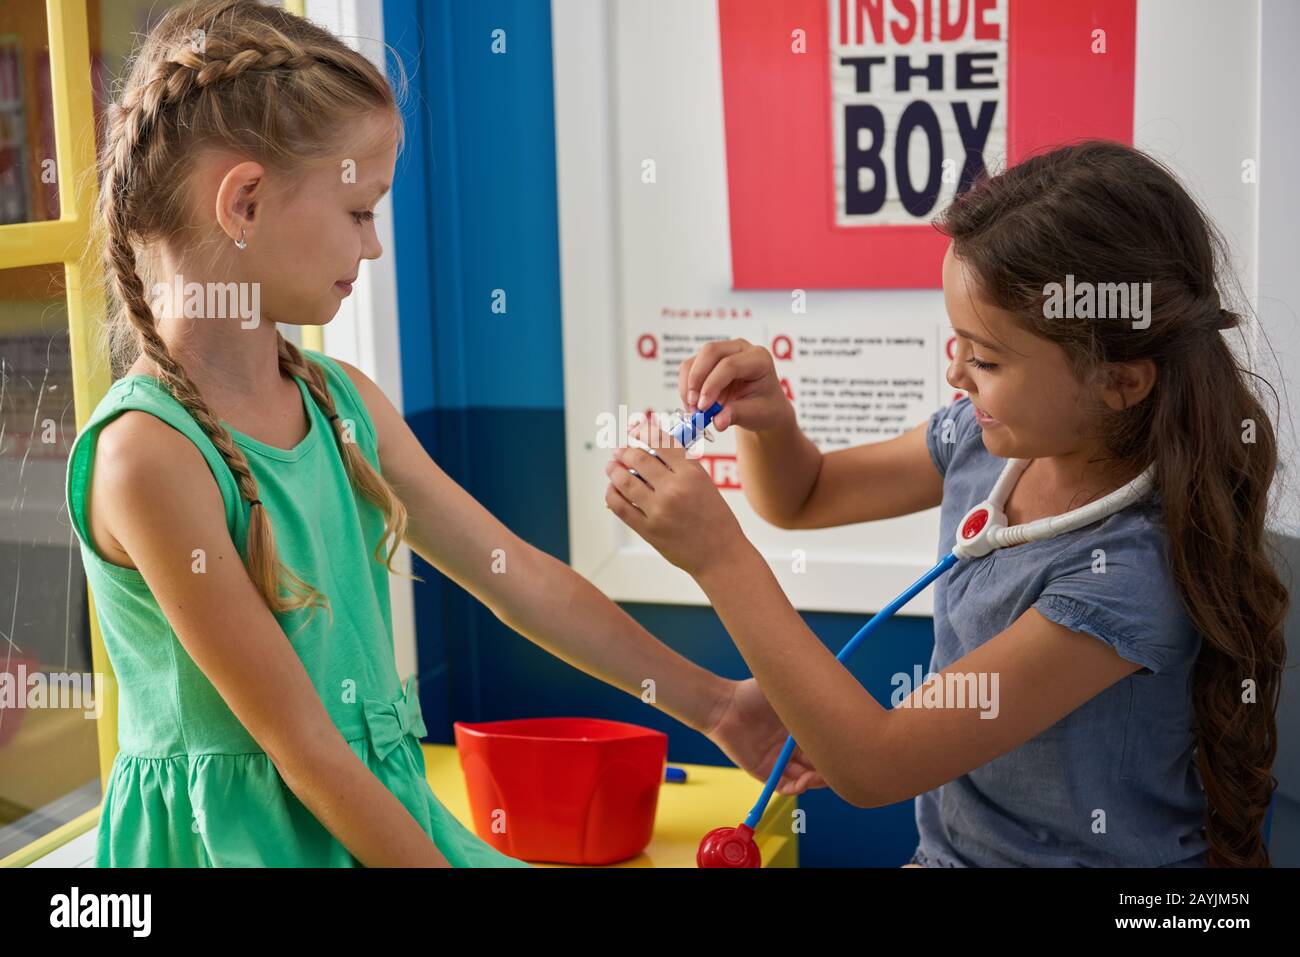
[422,743,798,868]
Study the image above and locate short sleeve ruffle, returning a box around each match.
[1032,515,1197,676]
[925,396,981,478]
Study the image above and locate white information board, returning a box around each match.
[553,0,1260,615]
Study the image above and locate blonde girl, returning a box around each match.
[69,0,816,868]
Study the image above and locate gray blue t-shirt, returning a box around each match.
[909,396,1208,867]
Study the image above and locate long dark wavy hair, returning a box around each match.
[935,140,1290,867]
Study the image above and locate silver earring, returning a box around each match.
[234,227,247,250]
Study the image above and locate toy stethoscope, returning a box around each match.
[632,402,1157,868]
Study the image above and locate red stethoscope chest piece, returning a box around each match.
[953,500,1007,559]
[697,824,762,868]
[961,508,989,539]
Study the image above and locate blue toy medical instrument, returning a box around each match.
[671,402,725,447]
[692,450,1158,867]
[625,402,724,481]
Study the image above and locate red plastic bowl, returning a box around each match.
[453,717,667,865]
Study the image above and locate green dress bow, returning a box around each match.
[362,676,428,763]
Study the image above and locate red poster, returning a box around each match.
[718,0,1137,289]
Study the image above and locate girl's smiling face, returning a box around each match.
[940,243,1097,461]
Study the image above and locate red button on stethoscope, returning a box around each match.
[961,509,989,539]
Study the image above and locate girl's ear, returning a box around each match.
[1099,359,1157,411]
[215,160,266,239]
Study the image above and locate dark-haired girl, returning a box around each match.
[608,140,1288,867]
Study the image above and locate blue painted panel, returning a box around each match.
[385,0,563,413]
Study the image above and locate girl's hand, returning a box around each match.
[704,678,826,796]
[604,419,748,579]
[679,338,792,433]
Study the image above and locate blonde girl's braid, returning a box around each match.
[94,0,415,625]
[277,333,419,582]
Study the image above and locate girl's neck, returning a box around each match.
[129,251,288,396]
[129,311,288,406]
[1010,447,1143,521]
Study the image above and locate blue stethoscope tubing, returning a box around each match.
[633,401,1154,837]
[742,551,959,830]
[738,452,1155,832]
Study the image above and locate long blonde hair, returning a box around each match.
[89,0,417,623]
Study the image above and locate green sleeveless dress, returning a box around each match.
[65,348,530,868]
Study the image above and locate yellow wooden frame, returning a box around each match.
[0,0,110,869]
[0,0,315,869]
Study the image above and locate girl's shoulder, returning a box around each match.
[925,395,982,478]
[1031,499,1198,676]
[66,376,247,576]
[300,348,380,458]
[70,373,245,488]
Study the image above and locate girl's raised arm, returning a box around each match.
[606,434,1146,810]
[751,421,944,530]
[680,339,943,529]
[95,412,451,867]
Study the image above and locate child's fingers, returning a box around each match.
[628,419,686,456]
[696,353,753,411]
[778,760,806,789]
[619,444,673,480]
[678,354,696,411]
[604,482,646,529]
[686,339,748,406]
[606,461,653,510]
[605,457,653,493]
[783,749,826,793]
[779,771,821,795]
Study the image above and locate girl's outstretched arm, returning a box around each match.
[336,362,724,730]
[695,544,1141,807]
[606,432,1141,808]
[338,360,822,792]
[96,412,451,866]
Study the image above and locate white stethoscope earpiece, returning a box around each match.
[953,458,1156,560]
